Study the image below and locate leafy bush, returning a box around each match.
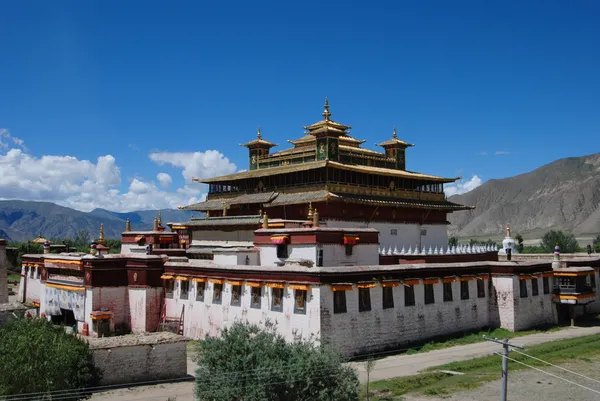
[0,318,100,399]
[515,234,524,253]
[195,321,359,401]
[540,230,579,253]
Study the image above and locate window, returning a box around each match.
[250,287,262,309]
[231,285,242,306]
[196,282,205,302]
[333,291,347,314]
[531,278,539,296]
[294,290,307,314]
[460,281,470,300]
[390,229,398,236]
[165,279,174,299]
[443,282,453,302]
[382,287,394,309]
[180,280,189,300]
[213,283,223,304]
[271,288,283,312]
[358,288,371,312]
[543,276,550,294]
[345,244,353,256]
[477,279,486,298]
[404,285,415,306]
[424,284,435,304]
[591,273,596,289]
[317,249,323,267]
[520,280,528,298]
[276,244,288,259]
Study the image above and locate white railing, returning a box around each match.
[378,244,498,256]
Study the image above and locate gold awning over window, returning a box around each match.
[192,277,207,283]
[460,276,475,281]
[209,278,224,284]
[176,276,189,281]
[227,280,242,286]
[266,282,285,289]
[442,277,457,283]
[331,284,352,291]
[403,279,420,286]
[381,281,400,287]
[245,281,262,288]
[270,235,289,245]
[357,282,376,289]
[423,278,439,285]
[160,275,174,280]
[289,284,310,291]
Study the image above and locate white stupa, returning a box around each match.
[498,223,519,255]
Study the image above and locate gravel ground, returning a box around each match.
[405,357,600,401]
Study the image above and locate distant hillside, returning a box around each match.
[0,200,194,242]
[448,152,600,238]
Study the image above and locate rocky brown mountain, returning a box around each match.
[448,152,600,238]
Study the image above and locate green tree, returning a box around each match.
[0,317,100,399]
[515,234,524,253]
[593,234,600,253]
[195,321,359,401]
[448,236,458,247]
[540,230,579,254]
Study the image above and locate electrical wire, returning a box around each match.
[498,353,600,396]
[511,348,600,385]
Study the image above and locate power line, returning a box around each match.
[500,353,600,397]
[512,348,600,386]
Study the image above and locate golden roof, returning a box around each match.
[194,160,458,184]
[240,127,278,148]
[302,98,352,132]
[31,236,50,244]
[376,126,414,148]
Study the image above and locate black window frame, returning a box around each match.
[180,280,190,300]
[250,286,262,309]
[531,278,539,296]
[276,244,288,259]
[520,280,528,298]
[543,276,550,294]
[333,291,347,314]
[196,281,205,302]
[382,286,394,309]
[213,283,223,304]
[477,279,486,298]
[294,290,307,314]
[345,244,353,256]
[460,280,470,300]
[404,285,415,306]
[443,282,453,302]
[165,279,174,299]
[424,283,435,304]
[271,287,283,312]
[358,288,372,312]
[231,284,242,306]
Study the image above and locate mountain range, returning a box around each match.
[0,200,195,242]
[448,152,600,238]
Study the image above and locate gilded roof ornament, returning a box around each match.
[257,126,262,139]
[125,218,131,232]
[322,97,331,121]
[99,224,105,244]
[393,125,397,139]
[157,212,162,225]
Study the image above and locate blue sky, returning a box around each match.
[1,1,599,211]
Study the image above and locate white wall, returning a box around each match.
[192,229,255,242]
[491,276,516,331]
[324,220,448,250]
[258,243,379,267]
[165,279,321,343]
[319,279,490,356]
[513,278,557,330]
[92,341,187,385]
[214,252,259,266]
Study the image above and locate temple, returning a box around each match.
[176,99,471,257]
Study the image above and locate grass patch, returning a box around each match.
[7,273,20,283]
[364,334,600,400]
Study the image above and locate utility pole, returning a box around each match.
[483,336,524,401]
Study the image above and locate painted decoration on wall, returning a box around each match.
[44,286,86,322]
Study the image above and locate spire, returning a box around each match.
[257,126,262,139]
[153,218,158,231]
[262,211,269,229]
[125,218,131,232]
[322,97,331,121]
[98,224,105,244]
[157,211,162,225]
[393,125,397,139]
[307,202,314,219]
[506,223,511,238]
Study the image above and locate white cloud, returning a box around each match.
[157,172,172,188]
[495,151,511,155]
[444,175,483,197]
[0,144,208,212]
[0,129,27,151]
[477,151,488,156]
[149,150,237,182]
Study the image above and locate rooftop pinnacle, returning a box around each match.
[322,97,331,121]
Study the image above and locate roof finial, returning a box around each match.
[322,97,331,121]
[307,202,314,219]
[393,125,397,139]
[99,223,105,244]
[157,211,162,225]
[125,218,131,232]
[506,223,511,238]
[257,126,262,139]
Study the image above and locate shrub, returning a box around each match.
[195,321,359,401]
[540,230,579,253]
[0,318,100,399]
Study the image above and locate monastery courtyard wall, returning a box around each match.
[88,332,188,386]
